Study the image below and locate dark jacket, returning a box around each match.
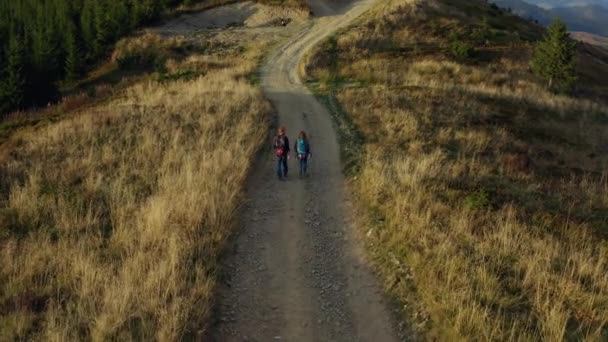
[274,135,290,154]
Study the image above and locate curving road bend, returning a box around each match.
[211,1,401,341]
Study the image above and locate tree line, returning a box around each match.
[0,0,199,116]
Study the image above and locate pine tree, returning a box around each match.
[110,1,131,38]
[64,22,82,81]
[531,18,577,93]
[94,0,112,58]
[132,0,165,25]
[28,7,61,107]
[130,0,144,28]
[80,0,96,60]
[130,0,164,27]
[1,34,26,114]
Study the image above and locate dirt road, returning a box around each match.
[212,1,402,341]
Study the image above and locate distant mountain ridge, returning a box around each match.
[552,5,608,36]
[532,0,608,8]
[572,31,608,50]
[493,0,608,37]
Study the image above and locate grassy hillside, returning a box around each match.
[0,29,272,340]
[304,0,608,339]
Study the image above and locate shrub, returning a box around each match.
[449,40,475,61]
[112,34,180,72]
[116,49,166,71]
[464,190,491,210]
[471,17,493,44]
[0,208,20,238]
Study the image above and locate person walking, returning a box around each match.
[294,131,311,177]
[273,127,290,180]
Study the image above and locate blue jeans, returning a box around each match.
[299,155,308,176]
[277,156,288,178]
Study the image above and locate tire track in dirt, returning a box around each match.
[211,1,402,341]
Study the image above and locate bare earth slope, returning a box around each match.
[212,0,402,341]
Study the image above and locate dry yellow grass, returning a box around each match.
[0,33,270,340]
[306,0,608,340]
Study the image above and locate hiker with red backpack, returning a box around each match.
[294,131,311,177]
[273,127,291,180]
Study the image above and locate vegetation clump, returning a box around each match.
[449,40,475,61]
[112,34,191,73]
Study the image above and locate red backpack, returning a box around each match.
[275,136,286,157]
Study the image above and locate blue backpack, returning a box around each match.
[297,138,307,159]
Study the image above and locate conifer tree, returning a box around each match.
[81,0,97,60]
[94,1,112,58]
[531,18,577,93]
[65,22,82,81]
[1,34,26,114]
[28,10,61,105]
[110,1,131,38]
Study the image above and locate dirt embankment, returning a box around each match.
[151,1,309,35]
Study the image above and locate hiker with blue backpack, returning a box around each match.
[273,127,291,180]
[294,131,311,177]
